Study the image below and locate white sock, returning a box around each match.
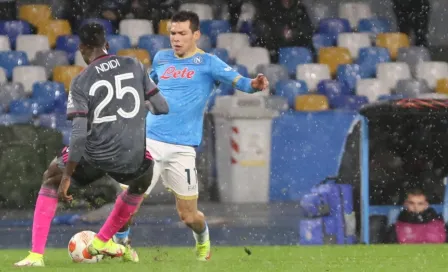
[193,222,209,244]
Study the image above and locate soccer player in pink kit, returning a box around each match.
[14,23,169,267]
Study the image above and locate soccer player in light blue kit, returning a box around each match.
[118,11,269,260]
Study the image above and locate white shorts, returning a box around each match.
[120,138,198,200]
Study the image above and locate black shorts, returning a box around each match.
[56,146,153,187]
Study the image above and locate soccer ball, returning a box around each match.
[68,230,104,263]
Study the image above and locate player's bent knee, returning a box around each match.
[178,211,197,226]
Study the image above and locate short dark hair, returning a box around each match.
[171,11,200,32]
[407,188,426,198]
[79,23,106,47]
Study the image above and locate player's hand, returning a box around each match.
[58,175,73,202]
[251,73,269,91]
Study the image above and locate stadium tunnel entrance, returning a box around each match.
[337,99,448,233]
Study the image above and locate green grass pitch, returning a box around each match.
[1,245,448,271]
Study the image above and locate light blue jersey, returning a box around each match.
[147,49,255,146]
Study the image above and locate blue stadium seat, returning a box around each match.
[239,21,256,44]
[0,20,32,47]
[0,113,32,125]
[330,95,369,110]
[38,113,71,129]
[56,35,80,63]
[200,20,231,47]
[279,47,313,76]
[318,18,351,40]
[358,17,391,35]
[0,51,29,78]
[233,64,249,77]
[337,64,368,92]
[78,19,114,34]
[317,80,351,99]
[9,98,52,115]
[312,33,335,53]
[197,35,212,52]
[32,81,65,101]
[138,35,170,60]
[357,47,390,77]
[107,35,131,55]
[53,94,67,114]
[275,79,308,108]
[210,48,230,64]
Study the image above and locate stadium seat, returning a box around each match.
[312,33,335,52]
[34,50,69,77]
[232,64,249,77]
[9,98,50,115]
[318,18,351,40]
[0,68,6,83]
[238,21,256,44]
[0,35,10,50]
[79,18,114,35]
[0,113,32,125]
[117,49,151,67]
[16,35,50,61]
[32,81,66,102]
[53,92,68,114]
[295,94,329,111]
[318,47,352,76]
[0,82,26,108]
[436,78,448,94]
[12,66,47,93]
[356,79,389,102]
[158,19,170,36]
[179,3,213,20]
[337,33,371,59]
[53,65,84,91]
[296,64,331,91]
[330,95,369,110]
[19,4,52,27]
[376,33,410,60]
[357,47,391,77]
[308,3,332,27]
[0,20,32,47]
[119,19,154,46]
[238,2,256,22]
[397,47,431,76]
[377,62,411,91]
[74,50,87,67]
[138,35,171,60]
[216,33,250,60]
[255,64,288,90]
[200,20,231,47]
[236,47,270,75]
[38,20,72,48]
[210,48,230,64]
[394,79,432,97]
[358,17,392,36]
[275,79,308,108]
[56,35,80,63]
[278,47,313,76]
[337,64,367,91]
[0,51,29,79]
[107,35,131,55]
[338,2,372,29]
[317,79,351,98]
[37,113,71,129]
[415,61,448,89]
[197,34,212,52]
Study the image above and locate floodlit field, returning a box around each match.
[2,245,448,271]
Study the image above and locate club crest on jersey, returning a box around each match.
[160,66,195,80]
[193,56,203,64]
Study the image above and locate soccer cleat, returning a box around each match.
[122,244,139,263]
[14,252,45,267]
[87,238,125,258]
[195,240,211,261]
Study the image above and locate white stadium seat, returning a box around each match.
[74,50,87,67]
[337,33,371,59]
[13,65,47,93]
[179,3,213,21]
[236,47,270,76]
[356,78,389,102]
[119,19,154,46]
[377,62,411,91]
[0,35,10,51]
[296,64,331,91]
[339,2,373,29]
[415,61,448,89]
[217,33,250,60]
[16,35,50,61]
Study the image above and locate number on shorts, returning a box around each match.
[185,168,197,185]
[89,73,141,124]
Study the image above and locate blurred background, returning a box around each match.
[1,0,448,247]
